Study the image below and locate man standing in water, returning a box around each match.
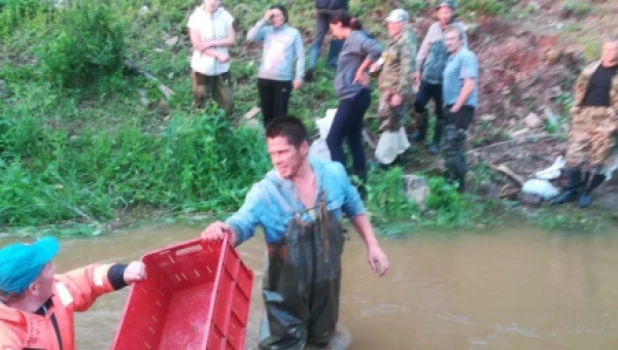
[410,1,468,155]
[551,35,618,207]
[200,116,389,349]
[442,24,478,192]
[0,236,146,349]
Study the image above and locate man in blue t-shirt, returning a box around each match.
[442,24,479,192]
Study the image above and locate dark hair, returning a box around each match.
[329,10,362,30]
[269,4,288,23]
[265,116,309,148]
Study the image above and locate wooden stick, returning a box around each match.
[489,163,525,187]
[123,60,175,99]
[467,133,564,153]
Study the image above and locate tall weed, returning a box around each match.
[38,1,125,88]
[0,107,270,226]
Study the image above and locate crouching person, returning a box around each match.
[551,35,618,207]
[0,236,146,350]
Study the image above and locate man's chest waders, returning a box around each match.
[258,193,346,350]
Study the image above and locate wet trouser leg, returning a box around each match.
[192,71,233,116]
[259,199,345,350]
[443,105,475,192]
[213,71,233,116]
[191,70,208,109]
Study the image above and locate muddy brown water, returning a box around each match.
[2,222,618,349]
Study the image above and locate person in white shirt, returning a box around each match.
[188,0,236,116]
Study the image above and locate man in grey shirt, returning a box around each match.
[410,1,468,155]
[442,24,478,192]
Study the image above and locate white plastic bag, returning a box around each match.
[375,127,410,165]
[309,138,331,161]
[315,109,337,139]
[522,179,559,200]
[534,156,565,180]
[309,109,337,161]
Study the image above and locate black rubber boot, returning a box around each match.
[577,174,605,208]
[427,119,444,155]
[443,125,467,192]
[408,112,427,142]
[550,168,582,205]
[304,68,315,82]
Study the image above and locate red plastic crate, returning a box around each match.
[111,236,254,350]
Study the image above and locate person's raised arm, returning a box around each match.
[56,262,146,312]
[415,23,437,83]
[200,184,263,247]
[247,10,272,43]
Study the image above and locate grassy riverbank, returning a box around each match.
[1,0,614,235]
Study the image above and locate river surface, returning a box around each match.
[2,222,617,349]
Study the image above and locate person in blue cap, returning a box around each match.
[0,236,146,350]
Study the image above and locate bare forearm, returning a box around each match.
[357,58,373,75]
[207,38,234,47]
[200,49,219,57]
[351,214,379,248]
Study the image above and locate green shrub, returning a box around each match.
[459,0,511,16]
[0,0,44,38]
[0,106,271,226]
[562,1,592,18]
[38,2,125,88]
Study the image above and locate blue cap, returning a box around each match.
[0,236,59,294]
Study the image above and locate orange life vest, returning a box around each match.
[0,264,117,350]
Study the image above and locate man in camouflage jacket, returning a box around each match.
[371,9,416,166]
[551,35,618,208]
[376,9,416,132]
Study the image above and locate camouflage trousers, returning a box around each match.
[378,91,407,132]
[565,106,618,169]
[443,106,475,186]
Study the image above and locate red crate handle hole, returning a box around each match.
[175,245,203,256]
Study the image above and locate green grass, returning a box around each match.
[0,0,612,236]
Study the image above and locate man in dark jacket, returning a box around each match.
[304,0,348,81]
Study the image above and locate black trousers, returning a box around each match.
[414,81,444,121]
[257,78,293,126]
[326,89,371,178]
